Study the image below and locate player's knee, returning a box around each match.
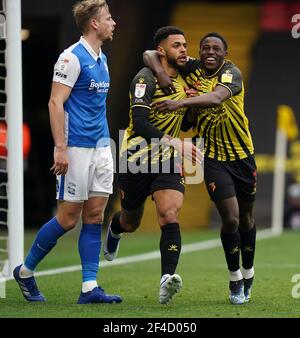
[58,215,79,231]
[157,207,179,224]
[239,214,255,231]
[83,216,104,224]
[119,219,140,233]
[82,209,105,224]
[222,215,239,233]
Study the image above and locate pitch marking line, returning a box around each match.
[4,228,277,281]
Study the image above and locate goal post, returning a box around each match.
[6,0,23,278]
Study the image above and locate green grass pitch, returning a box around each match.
[1,229,300,318]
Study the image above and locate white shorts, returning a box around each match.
[56,146,114,202]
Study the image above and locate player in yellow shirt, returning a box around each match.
[104,26,201,304]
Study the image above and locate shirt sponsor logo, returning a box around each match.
[89,79,110,93]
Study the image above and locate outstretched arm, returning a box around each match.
[143,50,175,94]
[152,85,230,112]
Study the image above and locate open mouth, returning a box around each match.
[205,57,216,65]
[178,56,187,62]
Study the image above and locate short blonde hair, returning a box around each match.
[73,0,108,33]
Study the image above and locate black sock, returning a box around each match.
[110,211,125,235]
[160,223,181,276]
[220,229,241,272]
[239,226,256,269]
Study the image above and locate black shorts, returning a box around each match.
[118,173,185,210]
[204,155,257,202]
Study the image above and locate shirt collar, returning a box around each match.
[204,60,225,78]
[80,36,103,62]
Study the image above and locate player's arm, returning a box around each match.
[152,85,230,112]
[132,106,201,163]
[152,65,242,112]
[48,83,72,175]
[132,106,164,141]
[131,71,202,163]
[130,71,165,142]
[49,52,80,175]
[143,50,175,94]
[181,109,198,132]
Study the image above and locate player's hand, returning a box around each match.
[156,71,176,94]
[50,147,68,175]
[151,100,181,113]
[185,87,198,98]
[170,138,203,164]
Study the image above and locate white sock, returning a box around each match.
[241,266,254,280]
[82,280,98,293]
[229,269,243,282]
[19,264,34,278]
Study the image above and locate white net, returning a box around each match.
[0,0,8,276]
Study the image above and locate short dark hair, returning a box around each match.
[153,26,185,48]
[200,32,228,51]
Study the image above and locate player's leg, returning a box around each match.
[104,173,151,261]
[152,173,184,304]
[77,195,121,304]
[235,155,257,302]
[204,157,245,304]
[76,146,121,304]
[153,189,183,304]
[154,189,183,276]
[215,197,245,304]
[104,205,145,261]
[14,201,82,302]
[14,148,84,302]
[238,199,256,302]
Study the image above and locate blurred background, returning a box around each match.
[7,0,300,232]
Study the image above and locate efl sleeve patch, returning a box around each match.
[134,83,147,98]
[53,53,80,87]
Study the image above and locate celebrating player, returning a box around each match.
[104,26,201,304]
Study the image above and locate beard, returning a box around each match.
[166,56,180,70]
